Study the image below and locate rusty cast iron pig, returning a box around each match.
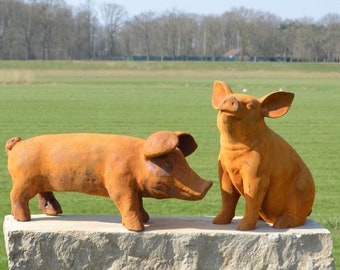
[6,131,212,231]
[212,81,315,230]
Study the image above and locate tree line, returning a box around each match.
[0,0,339,62]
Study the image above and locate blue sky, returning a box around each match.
[67,0,339,20]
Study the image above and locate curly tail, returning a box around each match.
[6,137,22,154]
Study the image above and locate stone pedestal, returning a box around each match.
[3,215,334,270]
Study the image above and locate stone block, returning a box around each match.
[3,215,335,270]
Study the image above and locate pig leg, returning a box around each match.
[111,191,145,231]
[237,194,261,230]
[238,177,268,231]
[274,174,314,228]
[273,214,306,229]
[37,192,63,216]
[139,196,149,223]
[213,168,240,224]
[10,186,35,221]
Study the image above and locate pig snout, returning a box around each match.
[195,179,213,199]
[181,177,213,200]
[219,96,239,112]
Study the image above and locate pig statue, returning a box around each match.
[212,81,315,230]
[6,131,212,231]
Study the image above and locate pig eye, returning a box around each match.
[159,160,173,173]
[246,101,256,110]
[150,157,173,176]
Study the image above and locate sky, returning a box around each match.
[67,0,340,21]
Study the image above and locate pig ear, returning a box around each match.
[260,91,295,118]
[175,131,198,157]
[212,81,233,109]
[144,131,179,159]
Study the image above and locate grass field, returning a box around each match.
[0,61,339,268]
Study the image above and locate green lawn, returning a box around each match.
[0,61,339,268]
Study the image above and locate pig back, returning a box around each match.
[7,133,144,194]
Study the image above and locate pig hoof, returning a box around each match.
[45,209,62,216]
[141,210,150,223]
[237,219,256,231]
[213,214,232,224]
[38,192,63,216]
[123,216,145,231]
[42,203,63,216]
[13,215,31,222]
[40,201,63,216]
[11,204,31,221]
[125,222,145,232]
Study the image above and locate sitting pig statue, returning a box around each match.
[212,81,315,230]
[6,131,212,231]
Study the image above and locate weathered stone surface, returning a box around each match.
[4,215,334,270]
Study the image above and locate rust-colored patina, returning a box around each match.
[6,131,212,231]
[212,81,315,230]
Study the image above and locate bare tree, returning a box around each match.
[227,7,256,61]
[154,13,169,60]
[79,0,97,59]
[0,0,18,59]
[279,20,299,62]
[251,11,281,60]
[320,13,340,62]
[37,0,68,60]
[177,13,197,59]
[119,23,134,58]
[162,11,180,59]
[0,2,339,61]
[53,5,74,59]
[220,13,239,56]
[157,10,195,60]
[100,3,127,59]
[310,24,326,62]
[16,1,40,59]
[72,0,98,59]
[200,15,224,60]
[293,18,324,62]
[130,11,156,60]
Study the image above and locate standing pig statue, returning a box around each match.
[6,131,212,231]
[212,81,315,230]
